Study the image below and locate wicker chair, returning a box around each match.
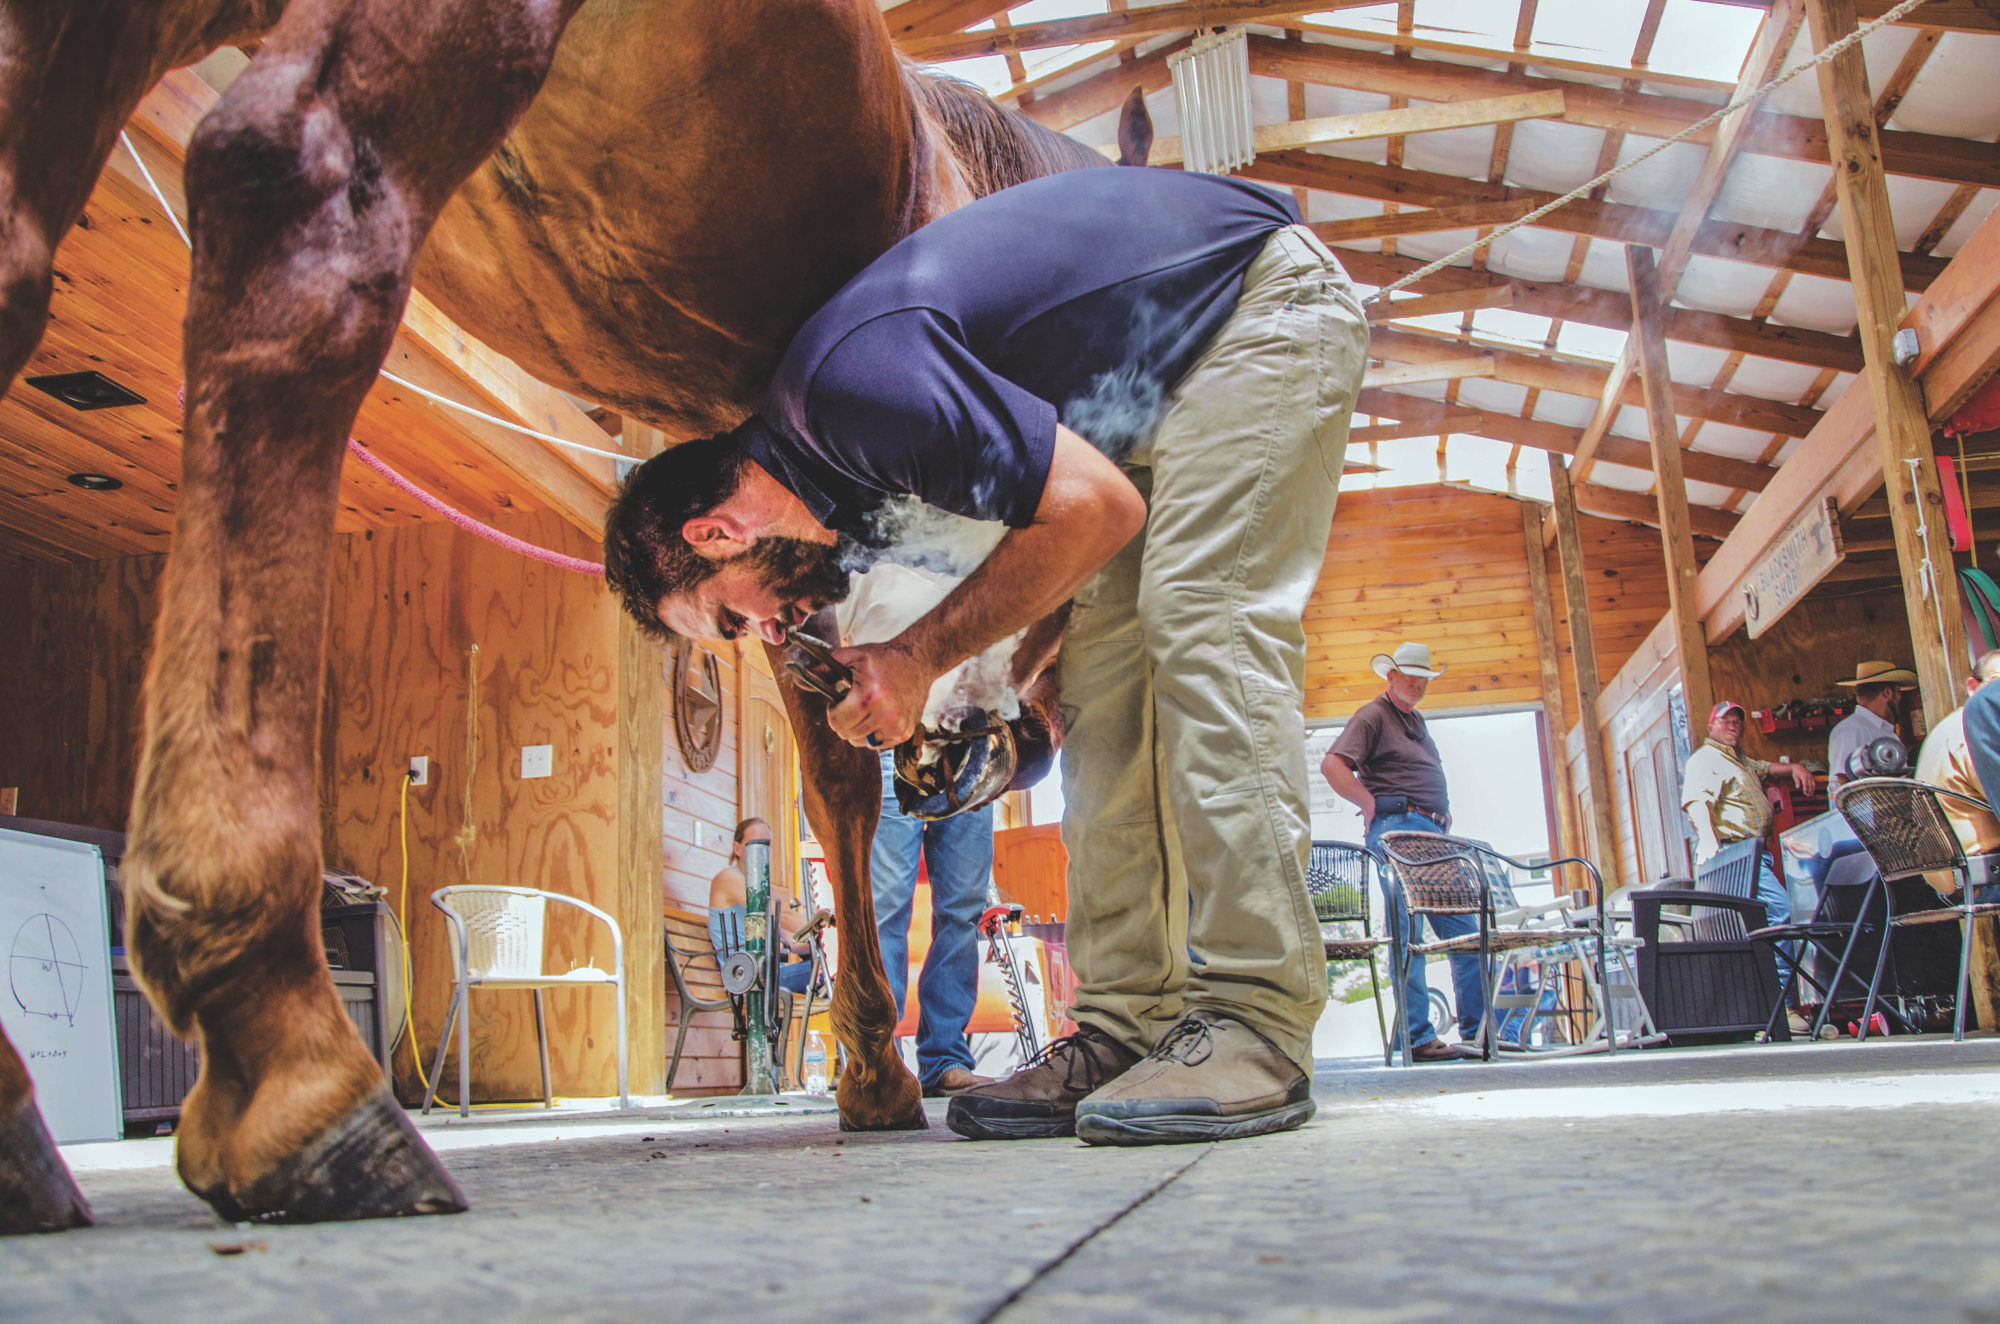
[1308,842,1391,1066]
[1378,833,1610,1063]
[422,885,628,1118]
[1835,777,2000,1041]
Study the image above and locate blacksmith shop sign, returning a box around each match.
[1743,497,1844,639]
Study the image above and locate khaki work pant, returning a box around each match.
[1057,225,1368,1074]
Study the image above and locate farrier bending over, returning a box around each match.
[605,168,1369,1146]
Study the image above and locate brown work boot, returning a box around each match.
[923,1067,998,1098]
[1073,1010,1313,1146]
[945,1025,1141,1140]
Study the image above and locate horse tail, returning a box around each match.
[901,65,1110,200]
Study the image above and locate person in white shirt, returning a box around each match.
[1827,661,1917,789]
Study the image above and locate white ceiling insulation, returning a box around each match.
[902,0,2000,522]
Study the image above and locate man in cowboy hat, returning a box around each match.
[1320,641,1481,1062]
[1828,660,1919,790]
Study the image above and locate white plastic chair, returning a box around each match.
[421,885,629,1118]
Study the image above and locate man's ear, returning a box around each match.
[682,513,755,560]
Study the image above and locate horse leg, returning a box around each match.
[765,635,925,1131]
[122,0,584,1222]
[0,1034,92,1235]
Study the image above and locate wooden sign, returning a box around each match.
[1743,497,1844,639]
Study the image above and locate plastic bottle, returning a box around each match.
[804,1033,829,1094]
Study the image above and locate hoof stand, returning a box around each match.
[196,1086,466,1224]
[0,1099,93,1235]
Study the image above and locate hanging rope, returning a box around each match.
[1362,0,1931,305]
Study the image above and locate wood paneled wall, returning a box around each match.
[0,552,165,828]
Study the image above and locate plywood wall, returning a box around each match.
[0,552,165,828]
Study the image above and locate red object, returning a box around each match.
[1938,455,1972,552]
[1944,372,2000,438]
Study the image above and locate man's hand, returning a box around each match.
[827,640,933,749]
[1787,763,1816,795]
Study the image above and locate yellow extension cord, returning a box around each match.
[399,771,431,1096]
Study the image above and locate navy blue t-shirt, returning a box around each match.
[740,169,1298,534]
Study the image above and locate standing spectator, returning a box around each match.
[708,818,813,996]
[1681,701,1814,982]
[1915,650,2000,889]
[1828,661,1918,789]
[870,753,997,1097]
[1320,641,1479,1063]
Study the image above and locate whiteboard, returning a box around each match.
[0,828,122,1144]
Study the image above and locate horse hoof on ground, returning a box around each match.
[835,1070,928,1132]
[192,1086,466,1224]
[0,1098,93,1235]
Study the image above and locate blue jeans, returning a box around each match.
[870,753,993,1087]
[1368,813,1486,1048]
[1753,854,1797,989]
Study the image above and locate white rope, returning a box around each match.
[115,133,632,466]
[1361,0,1930,305]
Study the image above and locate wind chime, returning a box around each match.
[1167,25,1254,177]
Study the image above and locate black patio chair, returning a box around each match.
[1746,850,1914,1042]
[1308,842,1391,1067]
[1378,832,1605,1063]
[1836,777,2000,1042]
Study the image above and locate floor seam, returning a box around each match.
[975,1147,1212,1324]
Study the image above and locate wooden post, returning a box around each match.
[1522,502,1581,862]
[1550,460,1622,891]
[616,427,668,1096]
[1626,244,1716,744]
[1809,0,1970,729]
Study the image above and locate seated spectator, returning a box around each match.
[708,817,813,995]
[1916,650,2000,893]
[1828,661,1918,789]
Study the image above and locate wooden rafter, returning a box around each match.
[1115,90,1566,167]
[1365,286,1520,323]
[899,0,1386,61]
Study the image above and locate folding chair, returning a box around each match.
[1308,842,1392,1066]
[1379,833,1624,1063]
[1836,778,2000,1041]
[1746,851,1914,1042]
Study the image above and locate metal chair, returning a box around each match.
[1308,841,1392,1067]
[1747,850,1915,1042]
[1835,778,2000,1041]
[1378,833,1619,1063]
[422,886,629,1117]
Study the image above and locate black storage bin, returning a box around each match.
[1634,890,1788,1045]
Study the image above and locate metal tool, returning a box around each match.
[977,904,1044,1063]
[784,625,852,703]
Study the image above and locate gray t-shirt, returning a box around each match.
[1331,694,1450,815]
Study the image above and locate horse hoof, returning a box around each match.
[836,1073,928,1132]
[0,1098,93,1235]
[198,1085,466,1224]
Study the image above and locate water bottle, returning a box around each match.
[804,1033,829,1095]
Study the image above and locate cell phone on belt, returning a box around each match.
[1373,793,1411,817]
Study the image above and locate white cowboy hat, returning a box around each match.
[1371,641,1447,680]
[1834,660,1919,689]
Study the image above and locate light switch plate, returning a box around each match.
[521,744,553,779]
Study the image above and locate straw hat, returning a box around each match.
[1371,641,1447,680]
[1834,660,1918,689]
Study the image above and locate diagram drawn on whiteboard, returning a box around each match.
[10,913,88,1026]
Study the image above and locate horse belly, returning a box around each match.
[413,0,913,438]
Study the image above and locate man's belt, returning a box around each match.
[1410,805,1448,827]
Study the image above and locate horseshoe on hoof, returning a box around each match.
[0,1098,93,1235]
[195,1086,467,1225]
[836,1073,929,1133]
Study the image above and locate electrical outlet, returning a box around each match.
[521,744,553,780]
[408,756,429,786]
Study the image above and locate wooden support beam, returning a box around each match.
[901,0,1384,60]
[1572,481,1740,540]
[1628,245,1716,737]
[1551,460,1623,884]
[1523,502,1581,863]
[1361,357,1495,389]
[1116,90,1565,166]
[1334,248,1866,375]
[881,0,1018,41]
[617,603,667,1097]
[1365,285,1519,324]
[1317,202,1537,245]
[1241,34,2000,192]
[1367,327,1824,437]
[1809,0,1969,726]
[1347,414,1482,444]
[1244,151,1946,293]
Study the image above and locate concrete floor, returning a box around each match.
[10,1038,2000,1322]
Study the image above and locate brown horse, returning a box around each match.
[0,0,1148,1232]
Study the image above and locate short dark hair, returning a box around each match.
[602,426,753,638]
[1855,681,1896,704]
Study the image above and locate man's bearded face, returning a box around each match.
[656,536,852,644]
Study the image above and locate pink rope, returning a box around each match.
[345,439,605,577]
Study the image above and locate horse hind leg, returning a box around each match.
[0,1033,92,1235]
[765,636,926,1132]
[124,0,585,1223]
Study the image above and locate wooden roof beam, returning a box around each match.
[1244,34,2000,193]
[1366,285,1520,323]
[882,0,1020,42]
[900,1,1386,61]
[1109,90,1565,167]
[1244,151,1946,291]
[1361,357,1496,389]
